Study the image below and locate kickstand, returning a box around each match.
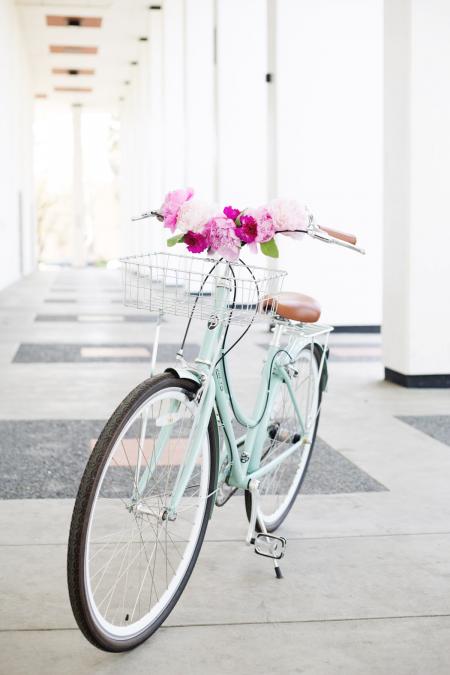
[246,479,284,579]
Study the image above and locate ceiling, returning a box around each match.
[16,0,154,110]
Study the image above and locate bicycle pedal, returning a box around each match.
[254,533,286,560]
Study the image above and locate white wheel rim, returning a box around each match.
[84,388,210,641]
[259,350,320,527]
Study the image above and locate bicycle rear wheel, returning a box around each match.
[67,374,217,652]
[245,344,323,532]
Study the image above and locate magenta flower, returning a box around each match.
[184,230,210,254]
[208,216,241,261]
[236,214,258,244]
[223,205,240,221]
[235,207,275,246]
[161,187,194,232]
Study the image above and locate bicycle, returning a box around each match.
[67,211,364,652]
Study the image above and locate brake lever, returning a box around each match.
[131,210,164,222]
[307,221,365,255]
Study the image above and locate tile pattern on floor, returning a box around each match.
[12,342,199,363]
[35,314,159,323]
[0,420,385,499]
[397,415,450,448]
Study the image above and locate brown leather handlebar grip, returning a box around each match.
[320,226,357,246]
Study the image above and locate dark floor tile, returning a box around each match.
[0,420,386,499]
[397,415,450,448]
[35,314,78,322]
[12,342,199,363]
[44,299,77,304]
[35,314,160,323]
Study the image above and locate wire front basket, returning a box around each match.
[121,252,287,326]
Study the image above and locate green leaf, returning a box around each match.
[167,233,184,247]
[260,238,279,258]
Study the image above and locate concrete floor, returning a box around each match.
[1,268,450,674]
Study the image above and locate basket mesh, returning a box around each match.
[121,252,287,325]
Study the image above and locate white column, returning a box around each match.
[184,0,215,200]
[148,5,165,250]
[118,97,133,256]
[383,0,450,386]
[216,0,267,206]
[120,87,138,255]
[129,72,140,217]
[136,35,152,252]
[162,0,185,191]
[148,6,164,207]
[72,104,86,267]
[266,0,277,201]
[127,72,141,255]
[137,38,150,213]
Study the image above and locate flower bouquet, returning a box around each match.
[160,188,310,262]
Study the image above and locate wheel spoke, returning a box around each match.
[76,383,212,643]
[256,348,321,528]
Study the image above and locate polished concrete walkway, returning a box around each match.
[1,268,450,674]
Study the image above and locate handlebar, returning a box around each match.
[307,218,365,255]
[131,210,365,255]
[319,226,357,246]
[131,210,164,222]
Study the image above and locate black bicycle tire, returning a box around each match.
[67,373,218,652]
[244,345,323,533]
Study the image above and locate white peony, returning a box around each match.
[268,198,309,239]
[176,199,218,233]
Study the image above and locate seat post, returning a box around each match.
[270,322,283,347]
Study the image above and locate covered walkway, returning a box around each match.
[1,268,450,672]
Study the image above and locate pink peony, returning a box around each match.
[235,207,275,248]
[267,198,308,240]
[208,216,241,261]
[176,199,218,233]
[161,188,194,232]
[245,206,275,243]
[223,205,240,221]
[184,230,210,254]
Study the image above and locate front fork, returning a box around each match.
[166,376,216,517]
[132,377,215,519]
[134,398,181,500]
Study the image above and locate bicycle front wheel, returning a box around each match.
[67,374,217,652]
[245,344,323,532]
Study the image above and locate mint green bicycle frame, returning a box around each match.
[137,269,324,516]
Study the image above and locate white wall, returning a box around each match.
[276,0,383,326]
[0,0,35,289]
[118,0,383,327]
[215,0,382,325]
